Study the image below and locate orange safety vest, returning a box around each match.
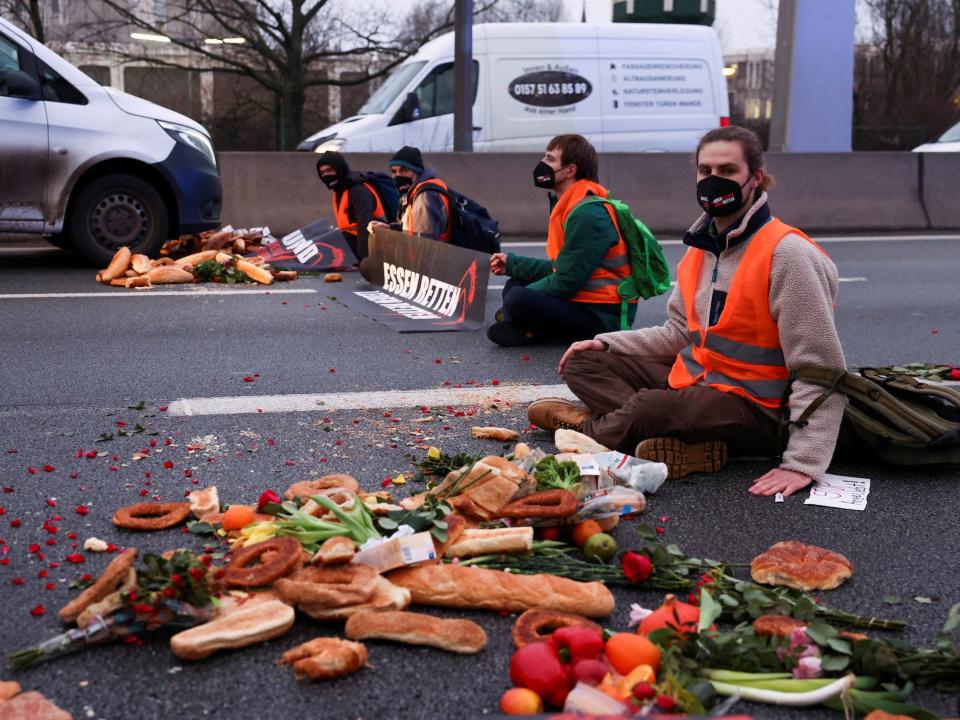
[404,178,452,242]
[667,217,830,409]
[545,180,631,304]
[331,182,386,236]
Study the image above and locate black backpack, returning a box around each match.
[410,184,501,254]
[355,172,401,223]
[790,366,960,467]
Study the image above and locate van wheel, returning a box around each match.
[70,174,168,266]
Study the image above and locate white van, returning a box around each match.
[0,17,221,264]
[298,22,729,154]
[912,120,960,153]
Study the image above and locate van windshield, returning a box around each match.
[357,61,426,115]
[937,121,960,143]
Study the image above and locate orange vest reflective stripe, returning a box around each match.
[667,217,830,409]
[545,179,631,304]
[405,178,452,242]
[331,182,386,236]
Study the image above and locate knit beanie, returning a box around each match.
[388,146,424,174]
[316,151,350,180]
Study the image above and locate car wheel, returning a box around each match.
[45,233,73,251]
[70,173,168,266]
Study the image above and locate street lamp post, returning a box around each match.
[453,0,473,152]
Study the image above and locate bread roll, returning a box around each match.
[297,576,411,621]
[555,429,609,454]
[471,426,520,441]
[279,637,367,680]
[170,600,294,660]
[345,610,487,654]
[751,541,853,591]
[100,246,132,282]
[188,486,219,519]
[59,548,138,623]
[387,564,614,618]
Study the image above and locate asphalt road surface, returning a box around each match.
[0,233,958,720]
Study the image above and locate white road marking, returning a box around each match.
[168,383,577,417]
[501,233,960,248]
[0,288,319,299]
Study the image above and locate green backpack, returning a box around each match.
[576,196,672,330]
[790,366,960,467]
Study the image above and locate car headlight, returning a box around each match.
[158,120,217,167]
[314,136,346,153]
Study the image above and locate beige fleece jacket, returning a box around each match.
[596,193,847,480]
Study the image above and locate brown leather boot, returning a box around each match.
[634,437,728,479]
[527,398,594,432]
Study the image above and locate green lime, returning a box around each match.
[583,532,617,563]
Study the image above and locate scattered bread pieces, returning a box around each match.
[312,536,356,565]
[130,254,152,274]
[0,690,73,720]
[59,548,138,624]
[170,600,295,660]
[345,610,487,654]
[324,273,343,282]
[471,426,520,441]
[0,681,21,701]
[751,541,853,592]
[100,247,132,282]
[188,486,220,519]
[555,429,609,454]
[278,637,367,681]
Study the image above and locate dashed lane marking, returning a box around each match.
[168,383,577,417]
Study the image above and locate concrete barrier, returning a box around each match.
[920,152,960,230]
[218,151,956,237]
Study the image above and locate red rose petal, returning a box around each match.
[12,577,24,585]
[74,450,83,459]
[163,461,174,469]
[159,405,168,412]
[85,450,97,459]
[10,519,21,528]
[65,554,85,564]
[285,460,296,466]
[46,498,57,507]
[243,376,255,382]
[27,467,37,475]
[30,604,45,616]
[75,506,89,516]
[116,421,126,428]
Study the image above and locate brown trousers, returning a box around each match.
[564,350,782,456]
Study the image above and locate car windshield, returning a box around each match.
[937,121,960,143]
[357,61,426,115]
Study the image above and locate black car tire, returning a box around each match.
[45,233,73,250]
[69,173,168,266]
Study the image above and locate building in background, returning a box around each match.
[15,0,354,150]
[723,48,774,145]
[611,0,715,25]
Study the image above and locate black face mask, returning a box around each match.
[533,160,558,189]
[394,176,414,195]
[320,174,340,190]
[696,175,753,217]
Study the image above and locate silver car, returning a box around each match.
[0,17,221,264]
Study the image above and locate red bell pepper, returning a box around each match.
[509,642,569,709]
[548,626,605,665]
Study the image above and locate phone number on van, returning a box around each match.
[508,70,593,107]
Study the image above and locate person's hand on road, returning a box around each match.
[558,339,605,377]
[490,252,507,275]
[748,468,812,497]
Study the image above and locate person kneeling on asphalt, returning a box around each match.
[368,146,451,242]
[317,151,389,261]
[486,134,637,347]
[527,126,847,498]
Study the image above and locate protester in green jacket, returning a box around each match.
[487,134,637,347]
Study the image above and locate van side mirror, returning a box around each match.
[7,70,42,100]
[390,92,421,125]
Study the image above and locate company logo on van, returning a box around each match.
[508,71,592,108]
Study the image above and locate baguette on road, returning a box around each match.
[345,609,487,654]
[170,599,294,660]
[444,527,533,558]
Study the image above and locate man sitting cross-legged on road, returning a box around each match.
[527,126,847,498]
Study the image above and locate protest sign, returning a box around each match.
[335,228,488,332]
[252,221,357,271]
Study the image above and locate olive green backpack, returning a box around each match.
[789,366,960,467]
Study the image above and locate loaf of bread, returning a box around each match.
[751,540,853,591]
[345,609,487,654]
[387,564,614,618]
[0,691,72,720]
[170,599,294,660]
[59,548,138,623]
[554,429,609,454]
[279,637,367,680]
[444,527,533,558]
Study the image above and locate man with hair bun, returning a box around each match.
[487,134,638,347]
[528,126,847,498]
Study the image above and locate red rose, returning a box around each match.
[256,489,282,511]
[622,551,654,583]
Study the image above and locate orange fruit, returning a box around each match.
[221,505,256,531]
[604,632,662,675]
[571,519,603,548]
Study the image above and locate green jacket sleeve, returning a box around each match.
[505,253,553,283]
[526,203,618,299]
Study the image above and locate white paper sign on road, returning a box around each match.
[804,473,871,511]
